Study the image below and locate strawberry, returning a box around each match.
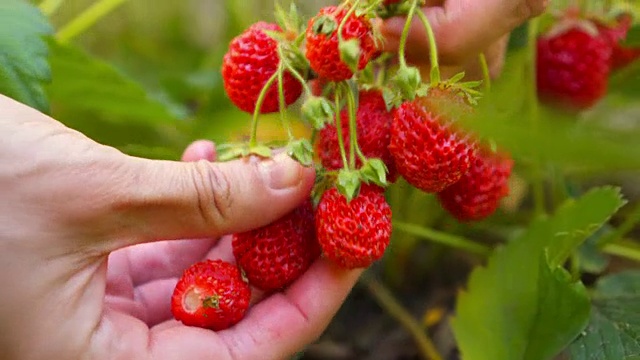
[171,259,251,331]
[232,200,320,292]
[597,14,640,71]
[437,148,513,222]
[536,22,612,111]
[222,22,303,114]
[389,88,477,193]
[315,185,392,269]
[309,77,331,97]
[305,6,378,82]
[317,89,397,181]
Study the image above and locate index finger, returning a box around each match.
[379,0,548,65]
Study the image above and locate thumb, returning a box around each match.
[106,152,315,248]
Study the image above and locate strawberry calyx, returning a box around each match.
[202,294,221,309]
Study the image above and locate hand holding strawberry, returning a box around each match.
[0,94,364,360]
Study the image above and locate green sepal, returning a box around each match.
[360,158,388,187]
[301,96,335,130]
[339,38,361,73]
[287,139,314,167]
[312,15,337,36]
[392,65,422,101]
[336,169,362,202]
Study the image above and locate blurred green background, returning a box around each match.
[37,0,337,159]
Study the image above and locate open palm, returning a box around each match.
[0,95,359,360]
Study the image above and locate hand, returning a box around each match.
[0,94,361,360]
[378,0,548,79]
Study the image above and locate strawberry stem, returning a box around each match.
[39,0,66,16]
[527,17,546,216]
[344,82,362,168]
[334,86,350,169]
[337,0,361,44]
[56,0,129,43]
[603,242,640,263]
[249,72,279,148]
[276,49,293,141]
[415,9,441,84]
[283,61,314,97]
[362,274,444,360]
[478,53,491,92]
[398,0,419,69]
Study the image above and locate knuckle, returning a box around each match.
[191,160,233,228]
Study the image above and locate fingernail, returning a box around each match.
[260,153,302,190]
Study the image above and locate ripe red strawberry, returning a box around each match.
[232,200,320,292]
[310,76,333,97]
[317,89,397,181]
[305,6,378,82]
[536,23,612,110]
[222,22,303,114]
[315,185,392,269]
[597,15,640,71]
[389,88,477,193]
[171,259,251,331]
[437,148,513,222]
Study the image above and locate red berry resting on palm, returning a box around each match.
[305,6,378,82]
[222,22,303,114]
[389,91,477,193]
[317,89,397,181]
[171,259,251,331]
[437,148,513,222]
[536,24,612,111]
[232,200,320,292]
[315,185,392,269]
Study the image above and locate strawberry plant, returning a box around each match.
[3,0,640,358]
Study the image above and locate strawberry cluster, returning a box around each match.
[536,7,640,112]
[170,0,518,332]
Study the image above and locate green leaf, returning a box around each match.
[0,0,53,112]
[576,227,611,274]
[570,271,640,360]
[451,187,625,360]
[46,40,183,126]
[621,25,640,47]
[545,187,626,268]
[608,60,640,98]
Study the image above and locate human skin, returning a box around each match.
[0,94,362,360]
[0,2,549,358]
[378,0,548,79]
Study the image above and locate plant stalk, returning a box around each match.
[393,221,491,256]
[398,0,419,68]
[362,274,444,360]
[415,9,441,84]
[56,0,129,43]
[526,17,546,216]
[39,0,66,16]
